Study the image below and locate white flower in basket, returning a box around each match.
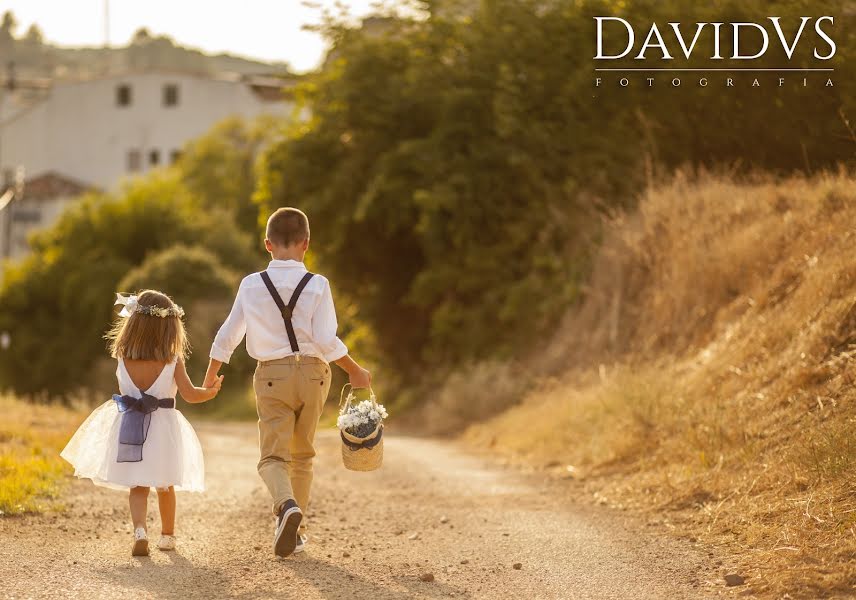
[337,385,386,471]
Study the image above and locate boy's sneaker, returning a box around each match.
[273,499,303,557]
[157,535,176,551]
[294,534,307,554]
[132,527,149,557]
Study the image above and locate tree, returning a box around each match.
[0,174,258,396]
[255,1,598,383]
[255,0,856,387]
[1,11,17,36]
[178,116,281,235]
[23,24,43,45]
[0,10,17,45]
[132,27,152,45]
[118,245,256,391]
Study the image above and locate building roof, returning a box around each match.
[19,171,93,201]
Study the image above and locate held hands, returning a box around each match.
[202,373,221,389]
[200,375,224,401]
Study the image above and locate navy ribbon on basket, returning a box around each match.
[340,426,383,451]
[112,393,175,463]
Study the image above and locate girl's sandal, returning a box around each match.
[132,527,149,557]
[157,535,176,551]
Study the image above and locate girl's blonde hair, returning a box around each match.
[106,290,189,361]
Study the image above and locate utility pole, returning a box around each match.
[2,167,23,259]
[104,0,110,48]
[0,66,5,259]
[0,65,22,260]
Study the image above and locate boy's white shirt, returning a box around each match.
[210,259,348,364]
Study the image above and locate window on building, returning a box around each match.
[11,208,41,223]
[170,150,182,165]
[127,150,141,172]
[163,84,179,107]
[149,150,161,167]
[116,84,132,107]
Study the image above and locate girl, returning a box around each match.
[61,290,223,556]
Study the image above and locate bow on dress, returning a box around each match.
[113,393,175,462]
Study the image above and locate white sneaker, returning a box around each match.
[157,535,176,551]
[294,534,307,554]
[132,527,149,557]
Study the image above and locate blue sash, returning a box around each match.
[112,394,175,463]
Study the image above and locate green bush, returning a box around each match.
[0,174,258,396]
[118,244,257,409]
[119,244,239,302]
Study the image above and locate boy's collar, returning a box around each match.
[268,259,306,269]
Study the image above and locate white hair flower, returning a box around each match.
[114,293,185,319]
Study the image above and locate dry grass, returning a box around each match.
[466,170,856,597]
[0,395,81,515]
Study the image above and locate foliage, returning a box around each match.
[119,244,239,302]
[255,0,856,387]
[178,116,282,235]
[256,0,596,382]
[118,244,258,402]
[0,174,258,396]
[588,0,856,172]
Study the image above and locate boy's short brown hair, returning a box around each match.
[266,208,310,247]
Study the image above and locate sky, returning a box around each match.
[0,0,399,72]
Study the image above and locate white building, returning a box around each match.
[0,71,291,189]
[0,70,292,261]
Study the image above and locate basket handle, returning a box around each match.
[339,383,353,411]
[339,384,377,412]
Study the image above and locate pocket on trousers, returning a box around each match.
[304,362,330,383]
[255,378,302,414]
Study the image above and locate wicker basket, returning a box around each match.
[339,385,384,472]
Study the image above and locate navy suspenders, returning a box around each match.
[259,270,315,353]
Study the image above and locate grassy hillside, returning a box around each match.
[465,172,856,597]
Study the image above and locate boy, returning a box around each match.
[204,207,371,557]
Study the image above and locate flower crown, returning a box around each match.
[115,293,185,319]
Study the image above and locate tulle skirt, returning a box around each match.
[61,400,205,492]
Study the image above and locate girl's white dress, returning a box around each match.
[61,358,205,492]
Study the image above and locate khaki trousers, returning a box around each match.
[254,356,331,530]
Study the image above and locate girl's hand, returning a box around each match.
[176,361,223,403]
[202,375,224,400]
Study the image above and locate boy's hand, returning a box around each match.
[203,359,224,388]
[349,366,372,390]
[333,354,372,389]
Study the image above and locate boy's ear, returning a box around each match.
[302,238,310,251]
[264,238,273,252]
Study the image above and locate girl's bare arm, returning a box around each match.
[175,359,222,403]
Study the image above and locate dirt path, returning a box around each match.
[1,423,719,599]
